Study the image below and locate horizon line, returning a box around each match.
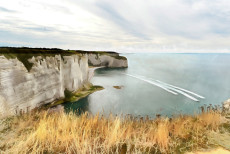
[1,46,230,54]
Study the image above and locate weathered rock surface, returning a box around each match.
[88,53,128,68]
[0,55,89,116]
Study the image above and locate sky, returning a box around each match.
[0,0,230,53]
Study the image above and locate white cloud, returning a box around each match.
[0,0,230,52]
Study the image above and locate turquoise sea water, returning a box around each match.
[64,53,230,117]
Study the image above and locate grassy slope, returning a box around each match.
[0,109,229,153]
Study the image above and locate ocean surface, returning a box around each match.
[64,53,230,117]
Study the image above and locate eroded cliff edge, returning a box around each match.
[0,47,128,116]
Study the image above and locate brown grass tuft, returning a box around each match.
[197,111,222,130]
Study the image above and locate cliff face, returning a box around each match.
[0,55,89,116]
[0,48,128,116]
[88,53,128,68]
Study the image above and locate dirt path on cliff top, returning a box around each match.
[187,148,230,154]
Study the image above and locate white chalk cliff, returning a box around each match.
[0,55,89,116]
[0,50,128,116]
[88,53,128,68]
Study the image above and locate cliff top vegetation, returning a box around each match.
[0,47,119,55]
[0,47,126,71]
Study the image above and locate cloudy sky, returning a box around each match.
[0,0,230,53]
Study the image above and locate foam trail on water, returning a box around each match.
[135,75,200,101]
[162,85,199,102]
[136,75,200,101]
[123,73,202,102]
[155,80,205,99]
[123,73,178,95]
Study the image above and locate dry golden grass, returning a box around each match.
[197,111,222,130]
[0,110,228,153]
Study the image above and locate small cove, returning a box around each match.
[64,53,230,117]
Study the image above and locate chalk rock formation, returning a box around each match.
[0,48,128,116]
[0,55,89,116]
[88,53,128,68]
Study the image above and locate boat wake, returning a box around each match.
[155,80,205,99]
[122,73,205,102]
[124,74,178,95]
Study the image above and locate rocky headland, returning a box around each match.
[0,47,128,116]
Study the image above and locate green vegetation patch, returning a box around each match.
[0,47,84,72]
[48,85,104,107]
